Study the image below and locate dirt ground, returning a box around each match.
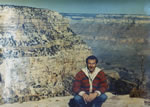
[0,92,149,107]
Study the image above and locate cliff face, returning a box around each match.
[0,6,91,104]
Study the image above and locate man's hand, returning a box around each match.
[82,92,98,103]
[88,92,98,102]
[82,93,89,103]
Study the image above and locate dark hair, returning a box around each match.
[86,55,98,64]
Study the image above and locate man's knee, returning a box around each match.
[74,95,84,103]
[96,93,107,102]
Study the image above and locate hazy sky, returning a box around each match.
[0,0,150,15]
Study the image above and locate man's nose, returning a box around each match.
[90,64,94,66]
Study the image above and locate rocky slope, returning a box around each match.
[0,6,91,104]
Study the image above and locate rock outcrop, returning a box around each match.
[105,70,137,95]
[0,5,91,104]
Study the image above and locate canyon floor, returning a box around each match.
[0,92,149,107]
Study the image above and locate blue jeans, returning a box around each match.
[74,93,107,107]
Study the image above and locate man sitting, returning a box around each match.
[72,55,108,107]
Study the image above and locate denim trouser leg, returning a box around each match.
[74,95,86,107]
[92,93,107,107]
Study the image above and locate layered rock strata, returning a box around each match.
[63,13,150,72]
[0,5,91,104]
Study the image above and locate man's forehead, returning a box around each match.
[87,59,96,62]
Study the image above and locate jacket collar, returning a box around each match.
[81,67,102,80]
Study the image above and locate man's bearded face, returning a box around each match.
[87,59,97,72]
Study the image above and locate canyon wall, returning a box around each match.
[0,6,91,104]
[63,13,150,75]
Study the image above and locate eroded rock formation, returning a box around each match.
[0,5,91,104]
